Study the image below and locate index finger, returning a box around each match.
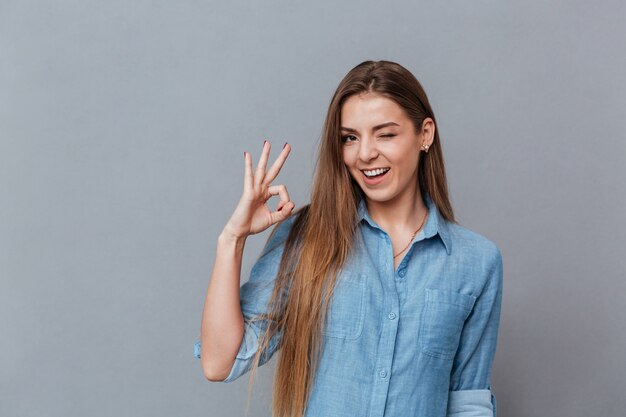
[263,142,291,186]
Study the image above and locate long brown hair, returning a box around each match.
[242,60,456,417]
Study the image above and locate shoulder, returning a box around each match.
[445,222,503,284]
[274,210,304,242]
[447,222,501,259]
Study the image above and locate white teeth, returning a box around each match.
[363,168,390,177]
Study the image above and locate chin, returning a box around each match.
[361,189,396,202]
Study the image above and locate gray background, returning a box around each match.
[1,1,624,416]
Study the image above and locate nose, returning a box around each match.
[358,136,379,161]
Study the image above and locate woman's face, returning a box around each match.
[341,92,433,205]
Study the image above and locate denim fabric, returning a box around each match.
[195,193,503,417]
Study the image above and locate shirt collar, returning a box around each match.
[356,192,452,255]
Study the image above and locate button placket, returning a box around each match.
[370,231,397,403]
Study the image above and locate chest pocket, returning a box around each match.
[419,288,477,360]
[321,273,367,340]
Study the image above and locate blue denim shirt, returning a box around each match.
[195,193,503,417]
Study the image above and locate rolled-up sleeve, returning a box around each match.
[194,216,295,383]
[447,245,503,416]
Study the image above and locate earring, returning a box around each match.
[422,144,429,153]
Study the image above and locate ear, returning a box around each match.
[421,118,435,148]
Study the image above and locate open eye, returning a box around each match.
[340,134,357,143]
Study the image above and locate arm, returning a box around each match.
[196,229,247,381]
[195,216,295,383]
[447,245,504,417]
[194,141,294,381]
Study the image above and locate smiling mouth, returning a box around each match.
[361,167,391,178]
[360,168,390,185]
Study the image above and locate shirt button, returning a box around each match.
[388,312,396,320]
[398,269,406,277]
[379,370,387,378]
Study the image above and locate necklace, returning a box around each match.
[393,208,429,258]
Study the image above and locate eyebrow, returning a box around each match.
[340,121,400,133]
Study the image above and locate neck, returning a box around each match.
[366,187,428,235]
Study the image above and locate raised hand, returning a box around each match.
[223,140,295,239]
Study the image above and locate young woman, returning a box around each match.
[195,60,504,417]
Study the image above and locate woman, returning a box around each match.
[195,60,504,417]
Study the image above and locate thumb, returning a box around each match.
[273,201,294,222]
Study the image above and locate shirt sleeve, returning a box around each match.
[447,245,503,417]
[194,215,296,383]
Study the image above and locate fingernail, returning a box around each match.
[263,140,267,147]
[243,151,246,158]
[283,142,288,149]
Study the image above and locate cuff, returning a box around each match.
[194,340,201,359]
[447,389,495,416]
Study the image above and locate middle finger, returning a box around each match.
[263,142,291,186]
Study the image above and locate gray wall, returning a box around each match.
[1,1,624,416]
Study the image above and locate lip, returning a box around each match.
[361,168,390,185]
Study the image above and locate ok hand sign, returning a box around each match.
[223,141,295,239]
